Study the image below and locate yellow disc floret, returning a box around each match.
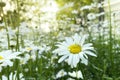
[27,47,32,51]
[68,44,82,54]
[0,56,4,60]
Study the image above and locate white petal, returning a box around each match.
[77,70,83,79]
[79,53,88,65]
[72,33,81,43]
[80,35,87,46]
[83,43,92,47]
[72,55,77,67]
[81,58,88,65]
[73,55,79,67]
[83,53,88,59]
[68,54,73,67]
[6,60,13,66]
[85,51,97,57]
[68,71,76,77]
[65,37,74,45]
[82,46,94,51]
[58,55,69,63]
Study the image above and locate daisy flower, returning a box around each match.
[0,50,21,70]
[53,33,97,68]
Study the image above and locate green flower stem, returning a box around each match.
[3,16,10,49]
[30,59,32,77]
[7,66,10,80]
[21,35,24,48]
[107,0,115,79]
[15,0,20,51]
[40,58,42,76]
[108,0,114,74]
[1,6,10,49]
[76,64,79,80]
[28,51,32,77]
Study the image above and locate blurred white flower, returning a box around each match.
[53,33,96,68]
[97,3,103,8]
[0,50,21,71]
[80,5,92,10]
[24,53,36,61]
[2,72,24,80]
[10,40,16,46]
[19,56,29,65]
[87,13,96,20]
[19,22,31,35]
[67,78,75,80]
[56,69,67,79]
[71,10,78,14]
[0,50,21,66]
[22,44,39,53]
[60,2,74,10]
[1,75,7,80]
[7,27,15,36]
[68,70,83,79]
[96,12,105,17]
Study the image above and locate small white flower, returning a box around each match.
[53,33,96,68]
[68,70,83,79]
[56,69,67,79]
[19,56,29,65]
[71,10,78,14]
[87,13,96,20]
[80,5,92,10]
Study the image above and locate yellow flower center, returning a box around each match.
[68,44,81,54]
[0,56,4,60]
[27,47,32,51]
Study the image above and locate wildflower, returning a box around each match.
[56,69,67,79]
[80,5,92,10]
[0,50,21,70]
[87,13,96,20]
[68,70,83,79]
[53,33,96,67]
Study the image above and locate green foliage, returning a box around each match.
[56,0,93,19]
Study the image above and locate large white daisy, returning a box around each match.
[53,33,97,68]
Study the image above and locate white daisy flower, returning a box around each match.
[0,50,21,68]
[68,70,83,79]
[56,69,67,79]
[53,33,97,68]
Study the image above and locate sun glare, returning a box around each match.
[40,0,59,33]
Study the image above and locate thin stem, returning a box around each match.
[15,0,20,51]
[76,64,79,80]
[108,0,114,78]
[3,14,10,49]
